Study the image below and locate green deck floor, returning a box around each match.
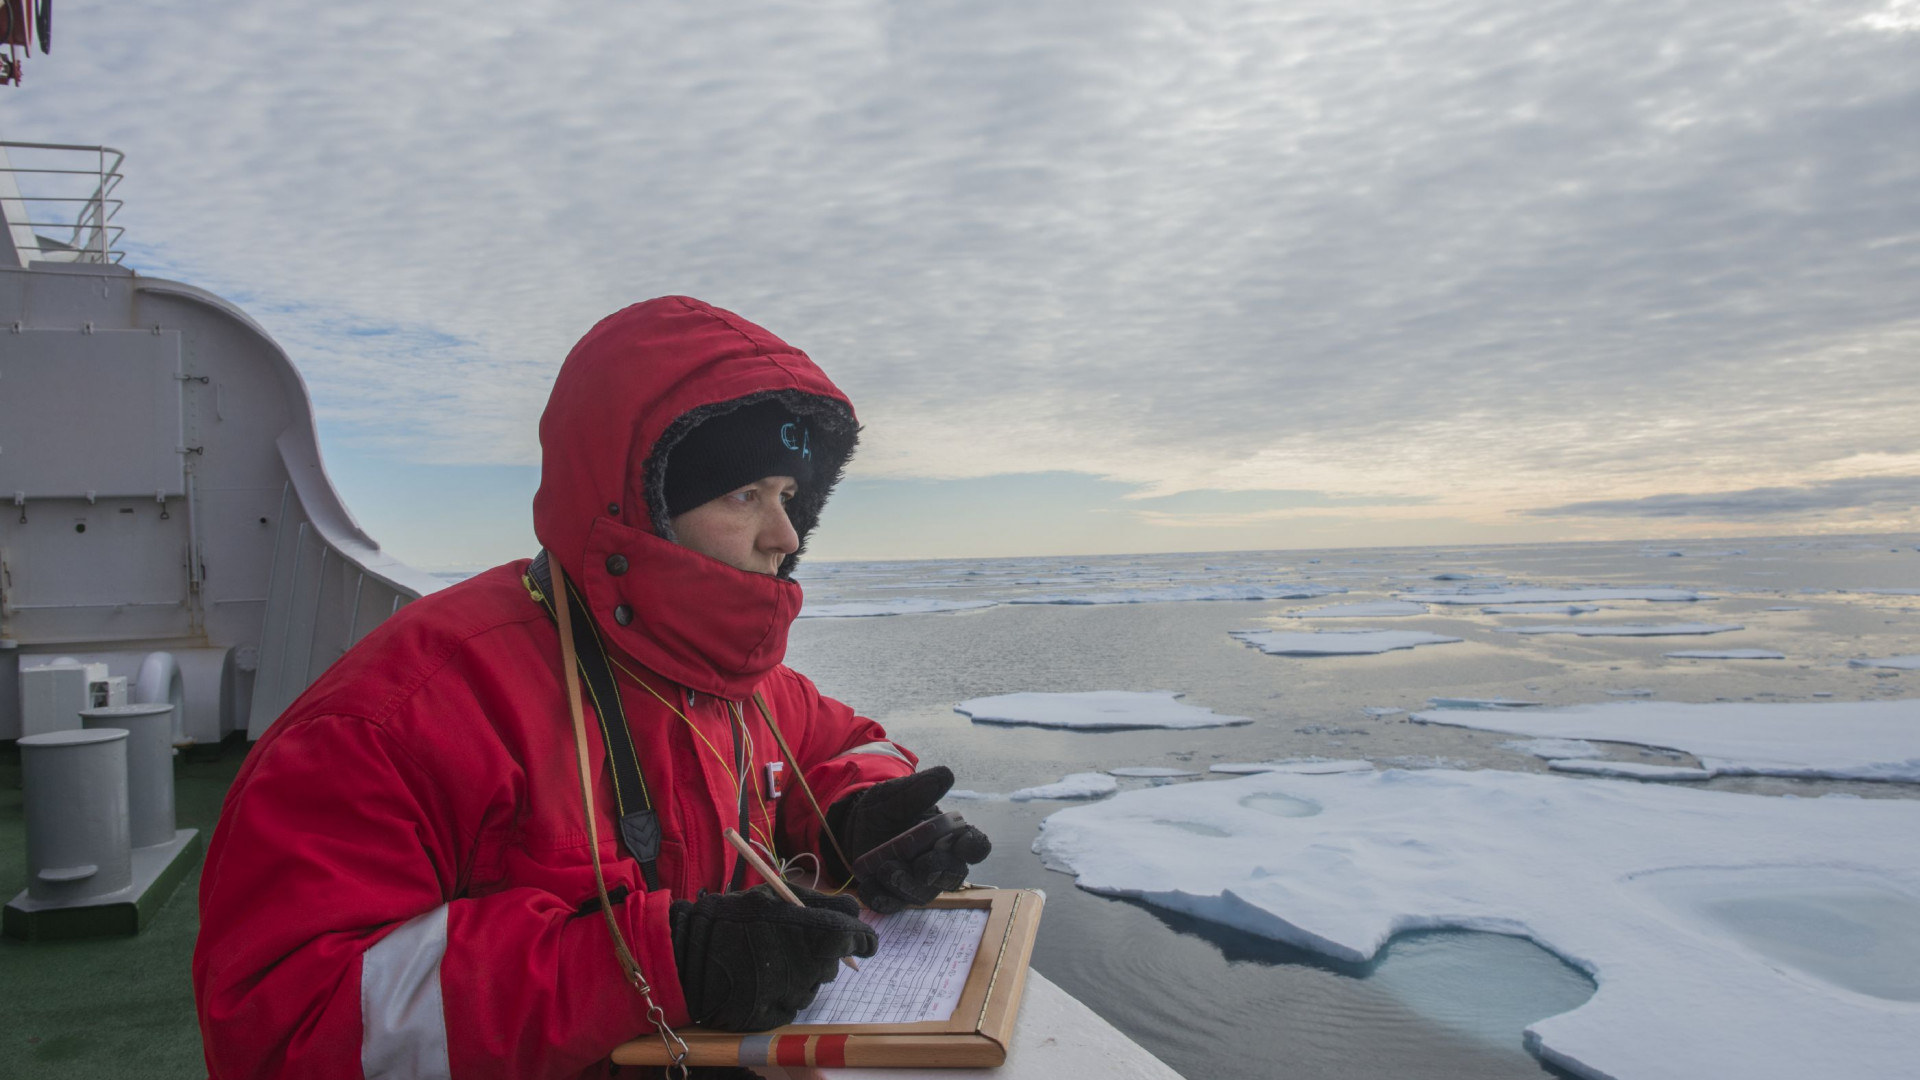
[1,739,246,1079]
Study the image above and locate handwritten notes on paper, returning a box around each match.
[791,906,990,1025]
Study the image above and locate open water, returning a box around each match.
[786,535,1920,1079]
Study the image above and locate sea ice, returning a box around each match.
[798,598,997,618]
[1426,697,1542,709]
[1412,698,1920,782]
[954,691,1253,731]
[1009,584,1341,606]
[1231,629,1462,656]
[1605,688,1654,697]
[1500,738,1603,760]
[1034,768,1920,1080]
[1665,649,1785,660]
[1208,759,1374,775]
[1546,760,1713,780]
[1849,655,1920,670]
[1009,772,1117,801]
[1764,606,1808,612]
[1480,603,1601,614]
[1360,706,1407,717]
[1279,600,1429,618]
[1400,587,1707,605]
[1854,587,1920,596]
[1107,766,1201,778]
[1495,623,1740,637]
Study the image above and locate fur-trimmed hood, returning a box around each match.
[531,296,857,697]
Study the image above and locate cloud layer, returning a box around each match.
[11,0,1920,544]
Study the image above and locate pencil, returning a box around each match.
[723,828,861,971]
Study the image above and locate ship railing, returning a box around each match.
[0,141,126,265]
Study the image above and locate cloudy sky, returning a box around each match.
[9,0,1919,567]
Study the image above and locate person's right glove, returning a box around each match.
[669,883,878,1031]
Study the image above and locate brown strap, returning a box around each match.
[554,562,646,990]
[752,691,860,885]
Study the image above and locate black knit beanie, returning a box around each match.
[662,399,817,518]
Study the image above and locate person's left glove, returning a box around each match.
[826,765,992,913]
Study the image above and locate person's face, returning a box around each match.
[669,475,801,575]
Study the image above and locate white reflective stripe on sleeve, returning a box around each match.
[360,905,453,1080]
[834,740,912,764]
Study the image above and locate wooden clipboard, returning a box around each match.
[611,887,1044,1069]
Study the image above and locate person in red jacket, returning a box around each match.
[193,296,991,1079]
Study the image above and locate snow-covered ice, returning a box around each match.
[1500,738,1603,760]
[1413,699,1920,782]
[797,598,997,618]
[1426,697,1542,709]
[1107,766,1201,778]
[1279,600,1429,618]
[1605,688,1654,697]
[954,691,1253,731]
[1850,655,1920,670]
[1034,767,1920,1080]
[1231,629,1462,656]
[1546,760,1713,780]
[1481,603,1601,615]
[1208,759,1374,775]
[1495,623,1741,637]
[1009,772,1117,800]
[1361,706,1406,717]
[1665,649,1785,660]
[1009,584,1341,606]
[1400,587,1707,605]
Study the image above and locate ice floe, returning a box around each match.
[1399,587,1707,605]
[1034,767,1920,1080]
[1208,759,1374,775]
[1009,584,1341,606]
[1231,629,1462,656]
[1360,706,1407,717]
[1279,600,1429,618]
[1546,760,1713,780]
[798,598,997,618]
[1426,697,1542,709]
[1107,766,1201,778]
[1009,772,1117,801]
[1605,688,1654,697]
[1665,648,1785,660]
[1495,622,1741,637]
[1850,655,1920,670]
[1413,698,1920,782]
[954,690,1253,731]
[1500,738,1603,760]
[1480,603,1601,615]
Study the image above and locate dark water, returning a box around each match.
[785,536,1920,1079]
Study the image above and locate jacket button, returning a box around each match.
[607,502,621,516]
[606,554,629,576]
[614,604,633,626]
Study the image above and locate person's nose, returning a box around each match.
[761,504,800,556]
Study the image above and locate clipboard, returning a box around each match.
[611,887,1044,1069]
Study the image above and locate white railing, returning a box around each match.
[0,141,125,265]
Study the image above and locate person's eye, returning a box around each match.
[731,489,756,503]
[780,490,795,504]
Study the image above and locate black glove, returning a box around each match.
[669,883,878,1031]
[826,765,993,914]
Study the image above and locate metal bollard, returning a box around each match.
[81,703,178,848]
[19,728,132,905]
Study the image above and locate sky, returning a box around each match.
[6,0,1919,567]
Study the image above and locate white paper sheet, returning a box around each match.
[791,906,990,1025]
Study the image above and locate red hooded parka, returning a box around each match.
[193,297,917,1080]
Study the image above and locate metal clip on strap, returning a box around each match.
[530,551,662,891]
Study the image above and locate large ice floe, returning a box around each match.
[1008,583,1341,605]
[798,598,997,618]
[1398,587,1707,605]
[1665,648,1785,660]
[1278,600,1429,618]
[1413,699,1920,782]
[1231,629,1462,656]
[1851,655,1920,670]
[1035,767,1920,1080]
[954,690,1252,730]
[1480,603,1601,614]
[1495,622,1740,637]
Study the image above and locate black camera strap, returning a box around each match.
[527,550,662,891]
